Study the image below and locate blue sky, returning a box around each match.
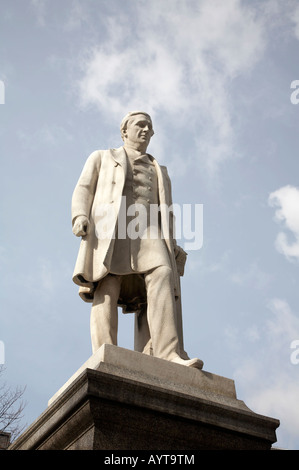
[1,0,299,449]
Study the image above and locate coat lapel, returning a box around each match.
[110,146,127,175]
[152,158,168,206]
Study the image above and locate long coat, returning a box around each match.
[71,146,181,305]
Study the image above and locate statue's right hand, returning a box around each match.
[73,215,90,237]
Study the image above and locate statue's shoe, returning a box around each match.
[171,356,204,369]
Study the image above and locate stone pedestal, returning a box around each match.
[9,345,279,450]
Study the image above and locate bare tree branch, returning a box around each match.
[0,366,27,442]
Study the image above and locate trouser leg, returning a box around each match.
[90,274,122,353]
[144,266,180,361]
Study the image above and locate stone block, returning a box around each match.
[9,345,280,450]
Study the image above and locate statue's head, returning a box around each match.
[120,111,154,150]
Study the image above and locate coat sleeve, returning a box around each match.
[160,165,176,243]
[71,150,101,225]
[161,165,187,276]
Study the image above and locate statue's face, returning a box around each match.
[124,114,154,148]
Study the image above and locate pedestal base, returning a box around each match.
[9,345,279,450]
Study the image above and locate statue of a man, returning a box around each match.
[71,111,203,368]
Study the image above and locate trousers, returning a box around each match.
[90,266,181,361]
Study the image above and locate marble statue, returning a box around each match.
[72,111,203,368]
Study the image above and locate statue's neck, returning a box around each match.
[124,143,148,159]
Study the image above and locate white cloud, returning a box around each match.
[22,257,55,299]
[202,251,272,291]
[268,185,299,261]
[75,0,267,175]
[64,0,89,32]
[232,298,299,449]
[30,0,47,27]
[267,297,299,340]
[230,260,272,290]
[17,256,72,308]
[205,250,232,274]
[289,2,299,40]
[17,124,73,153]
[250,377,299,449]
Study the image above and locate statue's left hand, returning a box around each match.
[174,245,188,276]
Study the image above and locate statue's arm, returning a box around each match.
[161,166,178,244]
[162,165,187,276]
[72,150,101,237]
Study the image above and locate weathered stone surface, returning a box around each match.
[48,344,235,406]
[9,345,279,450]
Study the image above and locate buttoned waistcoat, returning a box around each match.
[110,153,170,275]
[71,147,180,304]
